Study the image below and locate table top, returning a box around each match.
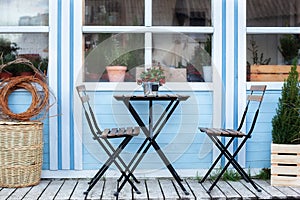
[114,94,190,101]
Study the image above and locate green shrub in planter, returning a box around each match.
[272,59,300,144]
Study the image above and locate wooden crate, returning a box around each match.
[249,65,300,82]
[271,143,300,187]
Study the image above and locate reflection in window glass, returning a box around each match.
[0,0,48,26]
[153,33,212,82]
[247,0,300,27]
[84,0,144,26]
[246,34,300,81]
[152,0,211,26]
[0,34,49,75]
[84,33,144,82]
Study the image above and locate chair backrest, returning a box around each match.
[237,85,267,136]
[76,85,102,137]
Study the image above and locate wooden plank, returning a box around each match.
[171,179,193,199]
[116,178,133,200]
[271,165,299,176]
[250,65,300,73]
[240,179,272,199]
[271,176,300,187]
[185,179,210,199]
[216,181,242,199]
[39,180,64,200]
[201,181,226,200]
[227,181,257,199]
[70,179,89,200]
[271,154,300,164]
[22,179,51,200]
[274,185,300,199]
[6,187,31,200]
[0,188,16,199]
[54,179,77,200]
[271,143,300,154]
[158,179,179,199]
[133,180,147,200]
[250,74,293,81]
[86,179,104,200]
[145,178,164,199]
[254,179,286,199]
[101,178,117,200]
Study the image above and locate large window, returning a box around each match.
[246,0,300,82]
[0,0,49,76]
[82,0,213,83]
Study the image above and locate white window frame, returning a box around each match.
[73,0,222,170]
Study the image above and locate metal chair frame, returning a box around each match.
[199,85,267,193]
[76,85,141,197]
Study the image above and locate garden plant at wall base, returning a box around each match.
[271,59,300,186]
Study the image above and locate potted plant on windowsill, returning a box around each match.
[271,59,300,186]
[104,36,130,82]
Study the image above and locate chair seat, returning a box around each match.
[100,127,140,138]
[199,127,245,137]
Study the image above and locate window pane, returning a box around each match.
[84,33,144,82]
[0,34,49,75]
[84,0,144,26]
[247,34,300,81]
[153,33,212,82]
[0,0,48,26]
[152,0,211,26]
[247,0,300,27]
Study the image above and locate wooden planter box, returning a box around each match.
[271,143,300,187]
[249,65,300,82]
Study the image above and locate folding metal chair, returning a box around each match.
[199,85,267,193]
[76,85,141,197]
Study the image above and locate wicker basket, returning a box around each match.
[0,121,43,188]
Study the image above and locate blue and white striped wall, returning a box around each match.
[5,0,284,178]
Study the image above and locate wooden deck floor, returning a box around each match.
[1,178,300,199]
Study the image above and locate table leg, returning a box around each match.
[120,99,189,195]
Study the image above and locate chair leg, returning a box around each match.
[208,135,261,193]
[200,137,235,183]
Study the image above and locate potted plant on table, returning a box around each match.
[271,59,300,186]
[137,65,166,96]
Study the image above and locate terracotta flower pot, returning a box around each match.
[106,66,127,82]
